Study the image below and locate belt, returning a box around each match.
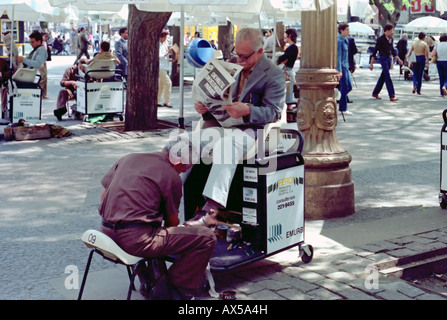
[102,220,152,230]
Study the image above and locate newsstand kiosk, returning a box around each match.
[183,127,313,272]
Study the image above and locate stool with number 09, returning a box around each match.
[78,229,154,300]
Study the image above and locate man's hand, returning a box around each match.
[67,90,75,100]
[194,101,208,115]
[222,102,251,118]
[66,80,76,89]
[17,56,24,63]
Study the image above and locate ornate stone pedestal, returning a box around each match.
[296,6,355,219]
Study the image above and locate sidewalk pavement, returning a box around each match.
[2,55,447,301]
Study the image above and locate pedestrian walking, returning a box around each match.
[396,33,408,75]
[158,30,173,108]
[432,34,447,96]
[369,24,403,101]
[336,23,352,114]
[408,32,429,95]
[75,27,92,64]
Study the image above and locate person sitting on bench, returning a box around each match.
[184,28,285,225]
[98,139,216,300]
[80,41,120,73]
[53,58,87,121]
[17,31,47,70]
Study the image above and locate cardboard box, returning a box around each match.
[13,124,51,141]
[3,127,13,141]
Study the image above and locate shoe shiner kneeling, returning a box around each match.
[98,137,216,300]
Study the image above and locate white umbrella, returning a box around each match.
[348,22,374,36]
[437,0,447,15]
[404,16,447,33]
[0,3,39,22]
[0,0,63,69]
[48,0,124,12]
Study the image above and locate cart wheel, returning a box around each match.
[440,193,447,209]
[300,244,313,264]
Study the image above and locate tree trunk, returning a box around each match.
[218,21,233,61]
[372,0,402,27]
[125,5,171,131]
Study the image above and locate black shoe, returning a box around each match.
[148,276,194,300]
[139,282,152,299]
[163,103,173,108]
[53,109,62,121]
[347,98,353,103]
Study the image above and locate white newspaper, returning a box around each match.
[192,58,244,127]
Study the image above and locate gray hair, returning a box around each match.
[235,28,264,51]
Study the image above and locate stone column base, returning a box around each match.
[304,163,355,220]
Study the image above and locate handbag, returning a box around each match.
[432,52,438,64]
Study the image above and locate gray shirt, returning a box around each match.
[23,45,47,69]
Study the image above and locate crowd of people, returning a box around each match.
[396,30,447,98]
[334,22,447,118]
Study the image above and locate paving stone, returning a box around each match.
[276,288,308,300]
[337,288,378,300]
[326,271,357,283]
[416,293,447,300]
[294,270,326,282]
[247,289,286,300]
[386,248,418,258]
[257,279,291,291]
[315,278,351,292]
[286,277,319,293]
[307,287,344,300]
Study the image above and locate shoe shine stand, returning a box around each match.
[7,69,42,124]
[183,125,313,275]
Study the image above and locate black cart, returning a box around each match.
[184,126,313,272]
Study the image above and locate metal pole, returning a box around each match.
[179,5,185,129]
[10,4,14,70]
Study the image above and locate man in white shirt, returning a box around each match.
[158,30,173,108]
[263,29,276,55]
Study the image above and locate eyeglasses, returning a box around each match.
[234,50,256,61]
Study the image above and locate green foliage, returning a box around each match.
[379,0,432,13]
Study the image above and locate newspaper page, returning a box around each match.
[192,58,244,127]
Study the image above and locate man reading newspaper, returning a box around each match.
[184,28,286,226]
